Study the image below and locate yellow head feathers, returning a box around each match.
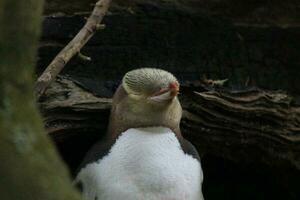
[122,68,178,97]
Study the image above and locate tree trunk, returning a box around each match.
[0,1,81,199]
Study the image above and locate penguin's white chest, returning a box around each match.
[76,127,203,200]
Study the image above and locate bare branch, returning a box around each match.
[35,0,112,99]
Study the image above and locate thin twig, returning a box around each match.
[78,52,92,61]
[35,0,112,99]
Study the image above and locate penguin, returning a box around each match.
[75,68,204,200]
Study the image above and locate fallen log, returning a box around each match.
[39,76,300,173]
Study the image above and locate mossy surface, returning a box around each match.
[0,0,81,199]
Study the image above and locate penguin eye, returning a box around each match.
[156,87,163,92]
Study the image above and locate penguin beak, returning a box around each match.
[149,82,179,102]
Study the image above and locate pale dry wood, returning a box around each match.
[35,0,112,98]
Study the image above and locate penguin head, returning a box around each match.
[122,68,179,103]
[108,68,182,138]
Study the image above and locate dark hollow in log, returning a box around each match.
[44,0,300,25]
[38,11,300,100]
[39,77,300,199]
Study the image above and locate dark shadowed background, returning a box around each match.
[38,1,300,199]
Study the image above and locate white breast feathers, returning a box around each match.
[75,127,204,200]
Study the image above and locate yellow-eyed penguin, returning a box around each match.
[75,68,204,200]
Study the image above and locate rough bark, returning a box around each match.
[181,89,300,167]
[0,1,81,199]
[39,77,300,174]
